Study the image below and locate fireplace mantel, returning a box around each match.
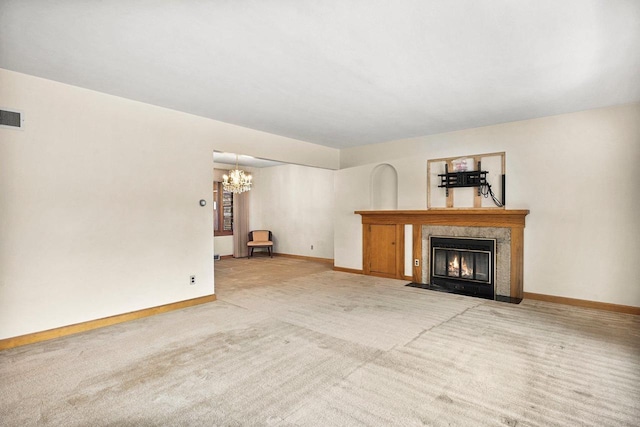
[355,209,529,228]
[355,209,529,301]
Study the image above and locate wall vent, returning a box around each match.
[0,109,24,130]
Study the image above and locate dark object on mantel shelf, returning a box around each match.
[438,169,488,190]
[438,162,489,197]
[406,282,522,304]
[437,161,505,206]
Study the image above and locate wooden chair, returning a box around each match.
[247,230,273,258]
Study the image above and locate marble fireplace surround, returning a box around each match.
[422,225,511,298]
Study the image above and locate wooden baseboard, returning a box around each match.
[403,275,413,282]
[524,292,640,315]
[333,266,364,275]
[0,294,217,351]
[274,253,334,264]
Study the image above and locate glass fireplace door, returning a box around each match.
[432,248,491,284]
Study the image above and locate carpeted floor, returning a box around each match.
[1,257,639,426]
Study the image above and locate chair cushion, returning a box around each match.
[248,241,273,247]
[252,230,270,241]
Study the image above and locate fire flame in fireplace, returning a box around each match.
[461,256,473,278]
[448,255,459,275]
[448,254,473,278]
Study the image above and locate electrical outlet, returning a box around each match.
[190,275,196,285]
[311,245,314,250]
[414,259,419,267]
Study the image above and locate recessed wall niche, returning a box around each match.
[370,163,398,210]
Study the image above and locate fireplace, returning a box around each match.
[355,209,529,303]
[430,236,496,300]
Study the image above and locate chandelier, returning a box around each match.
[222,155,252,193]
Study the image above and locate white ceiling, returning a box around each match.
[1,1,639,149]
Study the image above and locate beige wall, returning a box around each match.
[0,69,339,339]
[2,67,638,342]
[249,164,334,260]
[335,103,640,307]
[213,236,234,257]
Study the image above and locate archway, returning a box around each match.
[370,163,398,210]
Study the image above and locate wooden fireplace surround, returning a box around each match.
[355,209,530,299]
